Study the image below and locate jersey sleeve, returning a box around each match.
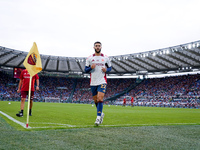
[85,56,91,67]
[106,56,112,67]
[35,74,39,80]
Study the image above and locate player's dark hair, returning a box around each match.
[94,41,102,46]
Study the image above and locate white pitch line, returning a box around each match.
[30,122,76,127]
[31,126,74,129]
[1,111,198,129]
[0,111,31,129]
[29,122,199,129]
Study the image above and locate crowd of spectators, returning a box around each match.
[114,74,200,108]
[38,76,75,102]
[0,71,76,102]
[0,70,199,108]
[70,78,136,103]
[72,78,92,103]
[0,71,20,101]
[104,78,136,99]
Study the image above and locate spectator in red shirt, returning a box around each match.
[131,96,134,107]
[16,69,39,117]
[123,97,126,107]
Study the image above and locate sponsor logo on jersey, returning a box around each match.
[96,63,104,66]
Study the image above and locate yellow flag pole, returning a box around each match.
[26,76,32,128]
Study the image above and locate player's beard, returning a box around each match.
[95,48,101,53]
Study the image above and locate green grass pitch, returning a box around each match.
[0,101,199,130]
[0,101,200,149]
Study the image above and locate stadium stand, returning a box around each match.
[115,74,200,108]
[0,71,19,101]
[0,70,199,108]
[1,40,200,76]
[1,40,200,110]
[1,40,200,109]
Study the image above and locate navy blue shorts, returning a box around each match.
[90,84,107,96]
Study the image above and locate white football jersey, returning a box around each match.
[86,53,111,86]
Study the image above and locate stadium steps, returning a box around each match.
[104,79,144,101]
[67,79,77,102]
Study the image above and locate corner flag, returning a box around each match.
[23,42,42,77]
[23,42,42,128]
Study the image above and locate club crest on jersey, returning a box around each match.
[27,53,37,65]
[102,59,104,61]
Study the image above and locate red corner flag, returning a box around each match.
[23,42,42,128]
